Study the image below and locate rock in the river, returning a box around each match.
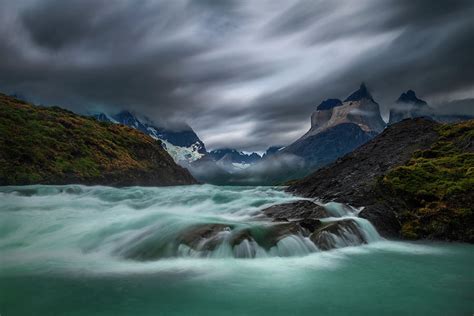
[310,219,367,250]
[262,200,331,220]
[177,224,234,251]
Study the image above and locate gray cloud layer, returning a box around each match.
[1,0,473,151]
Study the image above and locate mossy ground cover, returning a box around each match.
[383,120,474,241]
[0,93,181,185]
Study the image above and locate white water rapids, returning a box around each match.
[0,185,381,268]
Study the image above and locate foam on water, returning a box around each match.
[0,184,447,277]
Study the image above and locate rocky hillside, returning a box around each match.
[288,118,473,242]
[0,94,197,186]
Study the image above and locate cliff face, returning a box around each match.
[0,94,197,186]
[280,83,385,171]
[305,83,386,139]
[288,118,474,242]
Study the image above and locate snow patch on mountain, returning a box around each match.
[92,111,205,164]
[160,140,205,164]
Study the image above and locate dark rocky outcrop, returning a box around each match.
[0,93,197,186]
[396,90,427,106]
[289,118,474,242]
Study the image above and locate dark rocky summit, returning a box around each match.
[288,118,474,242]
[389,90,430,124]
[0,93,197,186]
[344,82,375,102]
[396,90,427,106]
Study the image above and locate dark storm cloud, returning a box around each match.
[0,0,473,151]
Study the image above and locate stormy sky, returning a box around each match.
[1,0,473,151]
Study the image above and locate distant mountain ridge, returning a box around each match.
[232,83,387,185]
[208,148,261,173]
[93,111,206,164]
[389,90,430,124]
[389,90,473,124]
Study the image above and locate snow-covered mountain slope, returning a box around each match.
[209,148,261,164]
[93,111,206,164]
[208,148,262,173]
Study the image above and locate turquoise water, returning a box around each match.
[0,185,473,315]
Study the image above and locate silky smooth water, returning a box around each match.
[0,185,473,315]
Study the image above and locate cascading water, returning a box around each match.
[0,184,381,264]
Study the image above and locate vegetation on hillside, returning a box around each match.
[383,120,474,241]
[0,94,196,186]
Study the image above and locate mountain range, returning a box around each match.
[90,83,472,185]
[277,83,384,169]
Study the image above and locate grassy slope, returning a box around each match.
[383,120,474,241]
[0,94,196,186]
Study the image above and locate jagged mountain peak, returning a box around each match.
[397,90,427,106]
[317,98,342,111]
[344,82,374,102]
[308,83,385,135]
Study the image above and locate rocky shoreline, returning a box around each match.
[287,118,474,242]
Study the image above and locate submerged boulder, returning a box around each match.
[310,219,367,250]
[177,224,234,251]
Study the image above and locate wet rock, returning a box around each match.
[229,229,254,246]
[298,218,322,232]
[272,217,289,222]
[257,222,304,249]
[310,219,366,250]
[262,200,331,220]
[177,224,233,251]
